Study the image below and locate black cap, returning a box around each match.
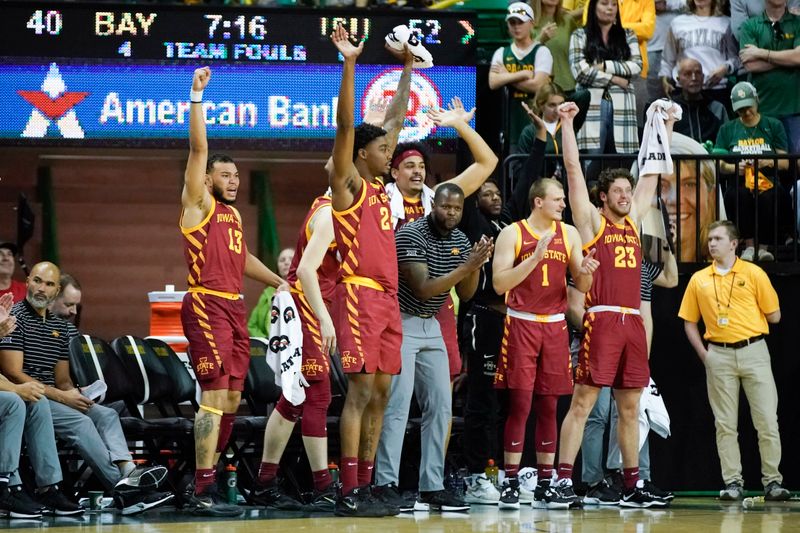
[0,242,18,255]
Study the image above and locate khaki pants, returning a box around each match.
[705,339,783,487]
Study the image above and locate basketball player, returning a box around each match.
[180,67,285,516]
[549,101,676,508]
[492,178,598,509]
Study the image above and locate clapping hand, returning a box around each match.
[427,97,476,127]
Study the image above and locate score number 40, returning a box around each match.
[26,10,63,35]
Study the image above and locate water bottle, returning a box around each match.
[225,464,238,505]
[485,459,499,487]
[328,462,339,484]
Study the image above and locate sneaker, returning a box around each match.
[757,248,775,261]
[620,480,669,508]
[38,485,84,516]
[552,478,582,509]
[741,247,755,261]
[719,482,744,501]
[114,490,174,515]
[583,479,621,506]
[413,490,469,512]
[464,474,500,505]
[532,480,571,510]
[0,485,43,519]
[115,465,168,491]
[373,482,414,512]
[498,478,520,510]
[334,486,392,518]
[643,480,674,502]
[305,484,338,512]
[186,484,244,517]
[764,481,791,501]
[251,480,304,510]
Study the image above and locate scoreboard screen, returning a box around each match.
[0,2,476,149]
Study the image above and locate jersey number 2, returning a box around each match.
[379,207,391,230]
[613,246,636,268]
[228,228,243,254]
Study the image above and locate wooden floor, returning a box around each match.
[3,499,800,532]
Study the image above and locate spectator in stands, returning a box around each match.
[660,0,739,112]
[49,273,81,324]
[0,262,173,514]
[646,0,686,102]
[661,133,725,261]
[679,220,790,502]
[531,0,581,97]
[738,0,800,154]
[0,243,25,303]
[715,82,792,261]
[730,0,800,40]
[570,0,643,167]
[489,2,554,152]
[661,58,726,143]
[247,247,294,337]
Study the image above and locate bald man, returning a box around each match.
[0,263,172,514]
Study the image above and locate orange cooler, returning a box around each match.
[148,287,188,353]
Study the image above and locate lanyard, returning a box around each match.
[712,271,736,312]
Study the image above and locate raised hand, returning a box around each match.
[363,95,391,126]
[0,293,15,338]
[384,42,415,67]
[192,67,211,91]
[331,24,363,60]
[557,101,580,122]
[521,101,546,130]
[579,248,600,275]
[427,98,476,128]
[532,232,555,263]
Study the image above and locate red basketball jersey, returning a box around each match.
[506,220,571,314]
[395,196,427,230]
[181,197,247,294]
[333,178,398,295]
[584,215,641,309]
[286,196,339,305]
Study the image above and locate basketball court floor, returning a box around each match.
[3,499,799,532]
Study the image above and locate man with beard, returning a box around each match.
[49,273,81,324]
[0,262,171,514]
[179,67,285,516]
[492,178,598,509]
[375,184,492,512]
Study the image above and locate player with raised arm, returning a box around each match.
[180,67,285,517]
[550,101,676,508]
[492,178,598,509]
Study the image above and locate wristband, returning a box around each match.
[190,89,203,103]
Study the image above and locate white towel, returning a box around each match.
[267,291,308,406]
[638,99,683,176]
[385,181,435,229]
[606,378,670,469]
[644,378,671,439]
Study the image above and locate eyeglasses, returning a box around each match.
[771,20,783,40]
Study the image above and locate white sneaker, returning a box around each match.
[757,248,774,261]
[741,247,755,261]
[464,474,500,505]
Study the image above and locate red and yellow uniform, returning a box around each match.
[577,215,648,388]
[285,196,339,382]
[495,221,573,394]
[180,197,249,391]
[332,178,402,374]
[395,196,427,230]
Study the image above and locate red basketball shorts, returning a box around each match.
[181,291,249,392]
[291,291,331,382]
[575,310,649,389]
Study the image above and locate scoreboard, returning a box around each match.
[0,2,477,149]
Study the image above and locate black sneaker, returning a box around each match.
[764,481,791,501]
[552,478,583,509]
[334,486,390,517]
[38,485,84,516]
[251,480,304,510]
[186,484,244,517]
[0,485,43,519]
[115,465,168,491]
[583,479,621,505]
[643,480,674,502]
[373,482,413,512]
[620,480,669,508]
[413,489,469,512]
[305,484,338,512]
[114,489,175,515]
[498,478,520,510]
[533,480,571,510]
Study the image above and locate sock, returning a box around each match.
[623,467,640,490]
[537,464,554,485]
[340,457,358,495]
[216,413,235,454]
[313,469,333,492]
[195,468,215,494]
[557,463,573,481]
[257,462,279,485]
[357,460,374,486]
[505,463,519,478]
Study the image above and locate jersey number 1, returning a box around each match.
[228,228,243,254]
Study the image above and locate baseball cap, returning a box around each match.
[0,241,17,255]
[730,81,758,112]
[506,2,534,22]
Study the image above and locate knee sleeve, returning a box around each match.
[300,380,331,438]
[275,395,302,423]
[533,394,558,454]
[504,388,533,454]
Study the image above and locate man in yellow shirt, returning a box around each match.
[678,220,790,502]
